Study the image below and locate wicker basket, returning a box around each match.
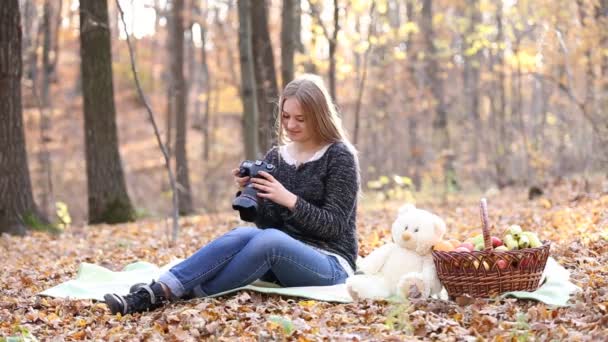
[431,198,550,298]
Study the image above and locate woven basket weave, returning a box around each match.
[431,198,550,298]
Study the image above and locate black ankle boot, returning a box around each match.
[104,281,169,315]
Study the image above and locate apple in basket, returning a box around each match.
[491,236,503,247]
[520,256,532,268]
[496,259,508,270]
[458,242,475,252]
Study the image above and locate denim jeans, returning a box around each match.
[158,226,350,298]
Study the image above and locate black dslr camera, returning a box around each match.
[232,160,275,221]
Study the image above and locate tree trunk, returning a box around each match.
[22,0,40,82]
[598,0,608,95]
[0,0,46,235]
[201,24,212,161]
[510,34,531,185]
[214,4,239,90]
[238,0,260,160]
[79,0,135,224]
[49,0,62,83]
[406,0,422,191]
[20,0,36,80]
[421,0,453,196]
[328,0,339,102]
[165,4,174,165]
[41,0,52,107]
[38,0,54,218]
[281,0,296,88]
[295,0,304,53]
[171,0,194,215]
[251,0,279,152]
[462,0,481,163]
[600,0,608,175]
[353,2,376,146]
[493,3,508,188]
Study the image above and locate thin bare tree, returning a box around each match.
[308,0,340,101]
[115,0,180,242]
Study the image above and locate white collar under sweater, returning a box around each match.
[278,143,333,166]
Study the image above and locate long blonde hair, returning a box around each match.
[276,74,360,184]
[277,74,355,150]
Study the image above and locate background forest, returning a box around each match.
[2,0,608,229]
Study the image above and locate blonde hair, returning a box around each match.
[277,74,356,152]
[276,74,361,185]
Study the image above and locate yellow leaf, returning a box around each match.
[298,300,317,308]
[394,50,407,60]
[367,180,382,189]
[368,230,380,248]
[77,318,87,327]
[398,22,419,37]
[539,198,552,209]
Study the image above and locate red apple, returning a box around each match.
[455,247,470,252]
[458,242,475,252]
[520,257,531,268]
[491,236,503,248]
[496,259,507,270]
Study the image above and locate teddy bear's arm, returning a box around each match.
[421,255,443,295]
[357,243,395,274]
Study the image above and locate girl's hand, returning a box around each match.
[251,171,297,210]
[232,168,250,189]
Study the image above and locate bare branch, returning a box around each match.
[115,0,180,243]
[307,0,330,40]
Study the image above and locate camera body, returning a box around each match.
[232,160,275,221]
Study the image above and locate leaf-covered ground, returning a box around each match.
[1,182,607,341]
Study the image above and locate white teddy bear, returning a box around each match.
[347,204,446,300]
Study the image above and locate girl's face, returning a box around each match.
[282,97,317,145]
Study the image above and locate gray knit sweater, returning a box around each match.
[253,142,359,271]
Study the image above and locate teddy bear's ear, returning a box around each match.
[398,203,416,215]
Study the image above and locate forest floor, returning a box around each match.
[1,182,607,341]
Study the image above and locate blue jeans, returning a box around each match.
[158,227,349,298]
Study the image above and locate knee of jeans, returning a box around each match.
[230,226,260,238]
[248,228,291,252]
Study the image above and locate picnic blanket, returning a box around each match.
[40,257,579,306]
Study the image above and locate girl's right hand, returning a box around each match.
[232,168,250,189]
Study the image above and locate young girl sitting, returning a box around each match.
[104,74,360,315]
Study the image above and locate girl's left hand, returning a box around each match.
[251,171,297,210]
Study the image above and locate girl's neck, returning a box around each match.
[290,140,325,153]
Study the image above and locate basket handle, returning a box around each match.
[480,198,492,251]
